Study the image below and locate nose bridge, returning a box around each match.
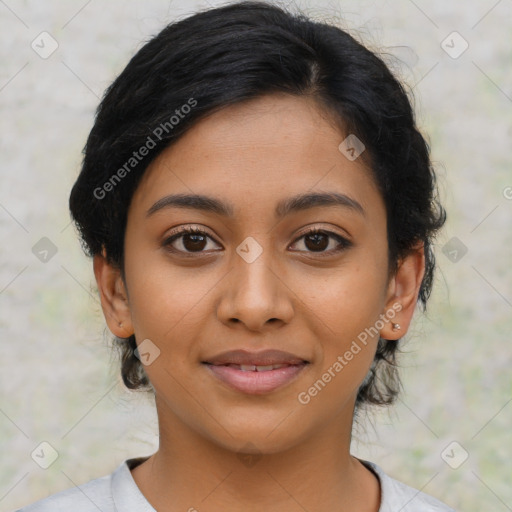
[217,236,293,329]
[234,237,280,305]
[239,247,277,293]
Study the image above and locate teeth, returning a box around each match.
[235,364,290,372]
[255,365,274,371]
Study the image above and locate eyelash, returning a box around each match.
[163,225,352,258]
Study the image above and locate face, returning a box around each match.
[96,93,423,454]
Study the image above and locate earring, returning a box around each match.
[392,323,401,331]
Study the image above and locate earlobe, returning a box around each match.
[381,243,426,340]
[93,251,134,338]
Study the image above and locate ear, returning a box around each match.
[93,250,134,338]
[380,242,426,340]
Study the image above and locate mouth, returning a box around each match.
[206,363,302,372]
[201,349,310,394]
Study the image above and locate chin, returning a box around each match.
[203,417,310,456]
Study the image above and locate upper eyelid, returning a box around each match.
[165,225,350,248]
[166,225,218,242]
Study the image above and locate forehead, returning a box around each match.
[129,93,383,222]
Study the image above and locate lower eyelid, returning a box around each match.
[290,231,351,252]
[164,230,219,251]
[164,229,351,254]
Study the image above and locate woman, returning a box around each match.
[18,1,453,510]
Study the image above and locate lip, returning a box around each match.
[202,349,309,366]
[202,349,310,395]
[203,361,309,395]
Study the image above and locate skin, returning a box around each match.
[94,93,425,512]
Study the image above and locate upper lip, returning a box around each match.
[202,349,309,366]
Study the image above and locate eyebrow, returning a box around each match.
[146,191,365,219]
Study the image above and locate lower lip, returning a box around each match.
[203,363,308,394]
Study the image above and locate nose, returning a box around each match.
[216,247,295,332]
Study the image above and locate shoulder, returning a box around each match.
[14,474,113,512]
[360,460,456,512]
[15,457,153,512]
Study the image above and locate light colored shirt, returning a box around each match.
[15,456,455,511]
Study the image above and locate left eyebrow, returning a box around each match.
[146,191,366,219]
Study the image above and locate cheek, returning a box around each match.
[295,283,383,413]
[295,255,388,389]
[124,251,219,352]
[302,260,387,338]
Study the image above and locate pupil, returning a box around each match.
[306,233,327,251]
[181,233,329,252]
[184,234,206,251]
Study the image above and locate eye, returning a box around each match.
[289,228,352,256]
[163,225,352,257]
[163,226,221,255]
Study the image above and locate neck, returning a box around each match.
[131,394,380,512]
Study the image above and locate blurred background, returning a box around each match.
[1,0,511,510]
